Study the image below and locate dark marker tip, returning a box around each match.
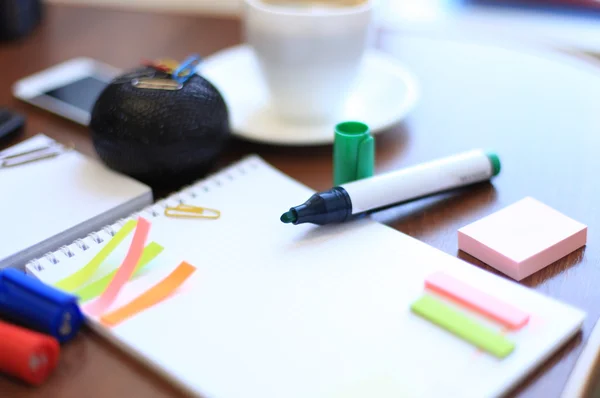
[280,210,297,224]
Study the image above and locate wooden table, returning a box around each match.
[2,4,600,398]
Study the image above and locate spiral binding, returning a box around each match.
[25,156,261,273]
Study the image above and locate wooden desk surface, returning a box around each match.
[2,4,600,398]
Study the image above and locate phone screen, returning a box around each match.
[42,76,108,113]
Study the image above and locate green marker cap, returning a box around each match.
[333,121,375,186]
[486,151,501,176]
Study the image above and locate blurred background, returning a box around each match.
[42,0,600,56]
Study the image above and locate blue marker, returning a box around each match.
[0,269,83,343]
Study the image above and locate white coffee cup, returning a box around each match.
[243,0,375,124]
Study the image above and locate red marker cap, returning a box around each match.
[0,320,60,385]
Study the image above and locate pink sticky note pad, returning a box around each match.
[458,197,587,280]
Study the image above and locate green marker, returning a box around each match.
[281,149,501,225]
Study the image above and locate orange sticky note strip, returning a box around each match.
[85,217,151,317]
[100,261,196,327]
[425,271,530,330]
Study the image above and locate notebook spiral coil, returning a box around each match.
[25,157,260,273]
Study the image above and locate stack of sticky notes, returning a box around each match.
[458,197,587,280]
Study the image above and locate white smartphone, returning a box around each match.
[12,57,121,126]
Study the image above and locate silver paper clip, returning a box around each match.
[0,143,71,169]
[131,77,183,91]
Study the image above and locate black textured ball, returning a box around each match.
[89,67,230,188]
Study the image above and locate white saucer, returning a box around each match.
[198,44,420,146]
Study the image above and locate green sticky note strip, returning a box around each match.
[411,295,515,359]
[75,242,164,303]
[54,219,138,292]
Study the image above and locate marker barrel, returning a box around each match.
[283,149,500,225]
[0,320,60,385]
[342,149,497,214]
[0,269,83,343]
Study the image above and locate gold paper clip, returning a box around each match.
[164,204,221,219]
[0,143,71,169]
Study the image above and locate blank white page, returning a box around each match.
[32,155,585,398]
[0,134,151,267]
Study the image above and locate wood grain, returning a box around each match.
[2,4,600,397]
[561,319,600,398]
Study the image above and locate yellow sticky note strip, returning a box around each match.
[100,261,196,327]
[75,242,164,303]
[54,219,137,292]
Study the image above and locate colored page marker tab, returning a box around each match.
[425,272,530,330]
[100,261,196,327]
[84,217,151,317]
[54,219,138,292]
[411,295,515,359]
[75,242,164,303]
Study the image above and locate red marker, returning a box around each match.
[0,320,60,385]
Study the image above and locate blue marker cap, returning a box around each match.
[0,269,83,343]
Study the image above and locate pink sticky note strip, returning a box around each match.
[424,271,530,330]
[84,217,151,317]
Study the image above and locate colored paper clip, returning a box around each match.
[141,59,169,73]
[149,58,180,74]
[164,204,220,219]
[0,144,70,169]
[141,63,170,74]
[132,77,183,91]
[172,54,202,84]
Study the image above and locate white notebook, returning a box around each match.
[0,134,152,269]
[26,155,585,398]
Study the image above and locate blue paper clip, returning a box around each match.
[0,269,83,343]
[172,54,202,85]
